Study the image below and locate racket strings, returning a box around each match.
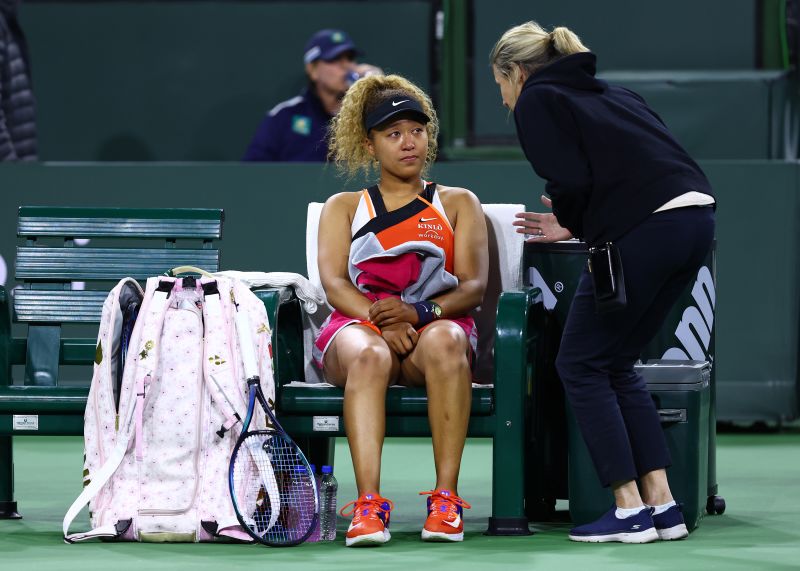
[231,431,317,545]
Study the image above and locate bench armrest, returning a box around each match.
[253,286,305,388]
[494,285,541,405]
[0,386,89,414]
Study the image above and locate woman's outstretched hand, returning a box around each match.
[513,195,573,243]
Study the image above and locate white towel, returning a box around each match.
[472,204,525,383]
[213,270,330,383]
[212,270,325,314]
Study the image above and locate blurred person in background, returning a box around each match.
[243,29,382,162]
[0,0,37,161]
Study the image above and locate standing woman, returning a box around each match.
[316,74,488,546]
[491,22,715,543]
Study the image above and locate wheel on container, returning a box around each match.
[706,495,726,515]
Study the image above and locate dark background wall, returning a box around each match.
[17,0,793,161]
[465,0,800,157]
[469,0,759,142]
[19,1,434,161]
[0,161,797,423]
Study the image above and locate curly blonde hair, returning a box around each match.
[328,74,439,179]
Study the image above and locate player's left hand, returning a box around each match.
[369,297,417,327]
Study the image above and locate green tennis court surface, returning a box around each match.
[2,433,798,570]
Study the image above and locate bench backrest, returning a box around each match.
[304,202,525,383]
[12,207,224,386]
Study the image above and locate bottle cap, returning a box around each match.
[321,465,333,474]
[310,464,317,474]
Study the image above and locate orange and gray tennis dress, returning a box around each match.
[313,182,478,368]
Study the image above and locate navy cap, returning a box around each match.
[303,29,359,64]
[364,97,430,132]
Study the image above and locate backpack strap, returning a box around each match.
[63,279,174,542]
[62,387,138,542]
[201,279,245,437]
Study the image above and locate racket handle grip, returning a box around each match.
[234,309,260,381]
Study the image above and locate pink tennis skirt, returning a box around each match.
[313,309,478,370]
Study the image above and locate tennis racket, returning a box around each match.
[228,295,319,546]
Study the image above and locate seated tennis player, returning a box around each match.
[315,74,488,546]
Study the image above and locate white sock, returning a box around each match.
[649,500,676,516]
[615,505,646,519]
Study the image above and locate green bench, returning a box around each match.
[1,204,541,537]
[0,207,224,519]
[256,203,541,535]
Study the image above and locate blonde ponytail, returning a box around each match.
[328,74,439,179]
[490,21,589,84]
[550,26,589,57]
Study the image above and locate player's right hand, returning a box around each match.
[380,322,418,356]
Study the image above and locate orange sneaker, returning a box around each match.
[339,492,394,547]
[420,489,472,542]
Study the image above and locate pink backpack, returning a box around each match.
[63,275,275,543]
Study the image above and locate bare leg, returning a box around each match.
[324,325,399,495]
[401,321,471,492]
[613,469,673,508]
[639,469,674,506]
[612,480,645,509]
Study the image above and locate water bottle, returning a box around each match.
[319,465,338,541]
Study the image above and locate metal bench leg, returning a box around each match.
[486,423,530,535]
[486,290,537,536]
[486,365,531,535]
[0,436,21,519]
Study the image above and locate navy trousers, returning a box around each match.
[555,206,715,487]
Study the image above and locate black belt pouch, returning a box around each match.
[588,242,627,313]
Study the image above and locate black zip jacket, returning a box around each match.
[513,52,713,245]
[0,0,37,161]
